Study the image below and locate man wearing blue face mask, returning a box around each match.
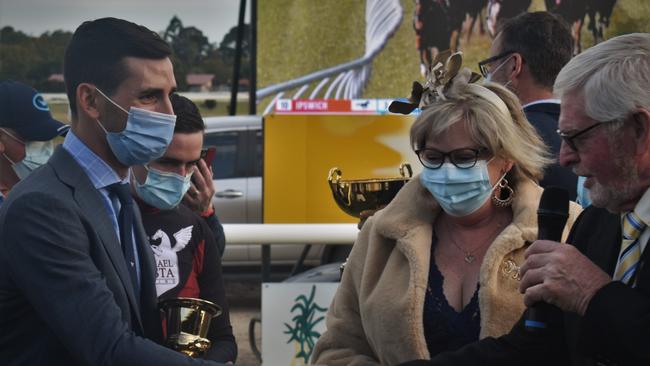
[132,94,235,363]
[0,80,69,200]
[0,18,228,366]
[478,12,578,201]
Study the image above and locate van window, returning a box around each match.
[204,131,248,179]
[250,129,263,177]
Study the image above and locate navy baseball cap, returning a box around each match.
[0,80,69,141]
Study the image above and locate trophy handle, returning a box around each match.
[328,167,342,184]
[399,162,413,178]
[328,167,352,206]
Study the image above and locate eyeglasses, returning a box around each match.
[478,50,515,78]
[415,148,489,169]
[557,119,621,152]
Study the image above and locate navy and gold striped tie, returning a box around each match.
[614,211,646,285]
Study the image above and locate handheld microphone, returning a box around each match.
[524,186,569,332]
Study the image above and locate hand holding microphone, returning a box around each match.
[522,186,569,332]
[520,187,610,329]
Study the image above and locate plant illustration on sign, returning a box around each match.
[284,285,328,364]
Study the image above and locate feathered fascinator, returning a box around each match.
[389,50,482,114]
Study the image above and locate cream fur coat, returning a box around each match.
[311,177,581,366]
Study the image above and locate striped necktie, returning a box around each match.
[614,211,646,285]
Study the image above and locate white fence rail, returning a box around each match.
[222,224,359,245]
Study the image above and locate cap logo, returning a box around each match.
[32,94,50,112]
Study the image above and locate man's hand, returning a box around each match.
[182,159,215,214]
[519,240,611,315]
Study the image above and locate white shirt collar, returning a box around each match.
[632,187,650,226]
[522,99,561,108]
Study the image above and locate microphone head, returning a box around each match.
[537,186,569,216]
[537,186,570,242]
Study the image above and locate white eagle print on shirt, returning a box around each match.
[150,225,194,296]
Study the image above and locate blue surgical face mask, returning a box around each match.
[95,88,176,166]
[134,165,193,210]
[1,129,54,180]
[576,176,591,208]
[420,159,504,217]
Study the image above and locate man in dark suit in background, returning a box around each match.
[0,18,225,365]
[479,11,578,200]
[401,32,650,366]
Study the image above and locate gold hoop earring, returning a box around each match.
[492,178,514,207]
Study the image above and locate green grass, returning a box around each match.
[257,0,650,103]
[258,0,365,106]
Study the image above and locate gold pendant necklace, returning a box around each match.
[451,239,477,263]
[443,219,498,264]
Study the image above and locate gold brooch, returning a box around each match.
[501,259,521,281]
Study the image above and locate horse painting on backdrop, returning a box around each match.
[415,0,490,76]
[486,0,532,37]
[414,0,452,76]
[546,0,618,53]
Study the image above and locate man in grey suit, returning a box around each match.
[0,18,227,365]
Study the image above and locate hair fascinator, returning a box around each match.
[389,50,482,115]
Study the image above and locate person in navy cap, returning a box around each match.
[0,80,69,200]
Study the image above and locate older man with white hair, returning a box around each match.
[399,32,650,366]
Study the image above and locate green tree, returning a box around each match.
[163,16,216,90]
[218,24,251,82]
[0,26,71,91]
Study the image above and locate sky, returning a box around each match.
[0,0,248,45]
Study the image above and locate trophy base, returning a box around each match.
[166,332,211,358]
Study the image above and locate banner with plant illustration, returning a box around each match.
[262,283,339,365]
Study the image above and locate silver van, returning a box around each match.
[204,116,348,266]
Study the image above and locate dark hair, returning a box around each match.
[170,93,205,133]
[63,17,172,117]
[498,12,573,89]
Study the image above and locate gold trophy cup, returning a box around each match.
[159,297,222,357]
[328,163,413,218]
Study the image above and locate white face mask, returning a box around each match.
[1,129,54,180]
[486,55,514,87]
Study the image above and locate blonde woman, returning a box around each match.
[311,55,582,366]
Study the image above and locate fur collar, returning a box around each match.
[372,175,542,247]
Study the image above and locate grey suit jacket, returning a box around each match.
[0,147,223,366]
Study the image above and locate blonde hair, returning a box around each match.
[410,70,551,186]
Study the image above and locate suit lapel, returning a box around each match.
[49,148,144,332]
[132,205,163,339]
[590,212,621,275]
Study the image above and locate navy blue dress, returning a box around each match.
[423,232,481,357]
